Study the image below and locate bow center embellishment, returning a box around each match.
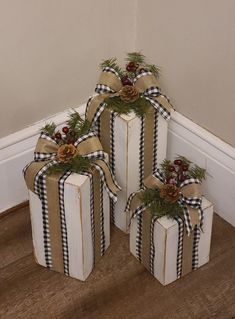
[119,85,140,103]
[57,144,78,162]
[159,184,181,204]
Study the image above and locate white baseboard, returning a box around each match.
[167,112,235,227]
[1,107,235,227]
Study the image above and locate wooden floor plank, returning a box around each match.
[0,207,235,319]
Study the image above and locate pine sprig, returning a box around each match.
[140,188,183,219]
[104,96,151,117]
[41,123,56,137]
[126,52,146,64]
[66,110,90,141]
[188,165,206,182]
[100,58,124,78]
[159,159,172,179]
[145,64,161,78]
[46,156,92,175]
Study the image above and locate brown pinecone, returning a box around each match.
[160,184,180,203]
[119,85,139,103]
[57,144,77,162]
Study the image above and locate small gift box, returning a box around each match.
[126,157,213,285]
[86,53,173,233]
[23,112,120,281]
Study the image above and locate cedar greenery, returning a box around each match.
[104,95,152,118]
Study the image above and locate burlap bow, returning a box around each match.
[24,131,121,201]
[126,170,204,235]
[85,67,173,125]
[23,131,121,274]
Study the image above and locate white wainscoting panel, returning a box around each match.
[167,112,235,227]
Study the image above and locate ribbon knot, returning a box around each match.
[24,131,121,202]
[86,67,173,125]
[126,171,204,235]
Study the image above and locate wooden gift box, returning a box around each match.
[29,173,110,281]
[130,197,213,285]
[99,110,168,233]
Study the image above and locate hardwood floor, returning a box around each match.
[0,206,235,319]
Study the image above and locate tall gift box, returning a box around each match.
[23,115,119,281]
[28,172,110,281]
[126,159,213,285]
[86,56,173,233]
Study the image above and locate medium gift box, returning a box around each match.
[23,113,120,281]
[86,53,173,233]
[126,158,213,285]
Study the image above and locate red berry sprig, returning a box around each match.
[62,126,69,134]
[55,132,62,140]
[126,62,139,73]
[174,159,182,166]
[182,164,189,171]
[169,165,175,172]
[121,75,132,86]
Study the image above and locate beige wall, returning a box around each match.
[0,0,136,138]
[1,0,235,147]
[136,0,235,147]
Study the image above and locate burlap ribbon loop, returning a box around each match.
[26,131,120,202]
[126,171,204,235]
[86,67,173,125]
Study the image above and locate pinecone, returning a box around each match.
[119,85,139,103]
[57,144,77,162]
[160,184,180,203]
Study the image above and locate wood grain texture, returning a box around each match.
[0,206,235,319]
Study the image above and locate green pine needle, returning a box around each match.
[140,188,183,219]
[188,165,206,182]
[46,156,92,175]
[40,123,57,137]
[126,52,146,64]
[100,58,124,78]
[159,159,172,178]
[66,110,91,141]
[145,64,161,78]
[104,96,151,117]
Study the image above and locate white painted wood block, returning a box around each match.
[130,197,213,285]
[113,112,168,233]
[29,173,110,281]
